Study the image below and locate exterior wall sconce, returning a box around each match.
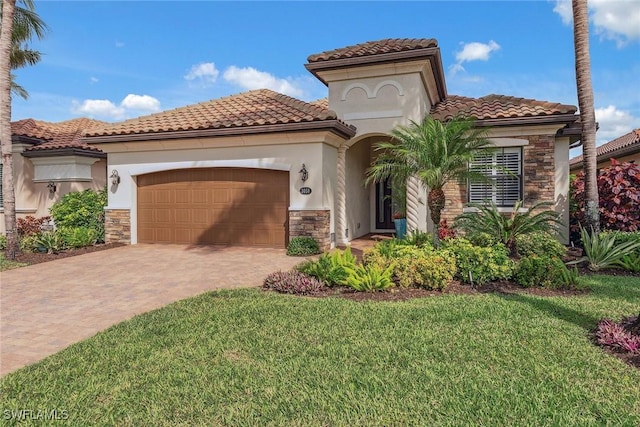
[47,180,57,194]
[110,169,121,186]
[299,164,308,182]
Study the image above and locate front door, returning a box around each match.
[375,178,394,229]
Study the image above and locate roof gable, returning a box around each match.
[307,38,438,63]
[570,128,640,166]
[12,118,108,154]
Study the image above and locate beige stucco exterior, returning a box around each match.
[0,144,106,233]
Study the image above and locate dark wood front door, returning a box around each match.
[375,178,394,229]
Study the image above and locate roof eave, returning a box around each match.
[22,147,106,159]
[82,120,357,144]
[473,113,579,128]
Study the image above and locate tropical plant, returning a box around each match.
[35,230,64,254]
[454,200,561,257]
[50,188,108,242]
[365,116,492,247]
[515,231,567,259]
[286,236,321,256]
[295,247,357,286]
[569,227,640,271]
[515,255,569,289]
[617,253,640,273]
[59,226,99,249]
[572,0,599,232]
[342,263,394,292]
[571,160,640,235]
[402,230,433,248]
[443,238,513,286]
[595,318,640,355]
[16,215,50,236]
[263,270,325,295]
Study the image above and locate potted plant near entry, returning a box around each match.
[390,177,407,239]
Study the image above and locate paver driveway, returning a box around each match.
[0,244,302,376]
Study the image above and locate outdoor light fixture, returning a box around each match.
[47,180,56,194]
[110,169,121,186]
[299,164,308,182]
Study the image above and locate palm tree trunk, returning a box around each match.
[572,0,599,232]
[1,0,19,259]
[428,187,445,247]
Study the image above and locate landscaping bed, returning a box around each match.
[13,242,125,266]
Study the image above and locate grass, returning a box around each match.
[0,253,27,271]
[1,276,639,426]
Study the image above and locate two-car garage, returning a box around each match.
[137,168,289,247]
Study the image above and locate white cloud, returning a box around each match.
[121,94,161,112]
[71,94,161,120]
[89,77,99,84]
[450,40,500,75]
[595,105,640,144]
[115,41,125,48]
[223,66,304,98]
[553,0,640,45]
[184,62,219,86]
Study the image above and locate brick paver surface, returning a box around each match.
[0,244,302,376]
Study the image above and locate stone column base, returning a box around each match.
[289,210,331,251]
[105,209,131,244]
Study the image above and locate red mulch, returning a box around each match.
[12,243,125,265]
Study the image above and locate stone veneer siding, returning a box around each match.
[105,209,131,244]
[289,210,331,251]
[440,134,556,223]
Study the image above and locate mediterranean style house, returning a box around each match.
[569,128,640,172]
[1,118,107,233]
[4,38,582,247]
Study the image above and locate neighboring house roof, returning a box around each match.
[430,94,577,123]
[569,128,640,169]
[307,38,438,63]
[83,89,356,142]
[12,118,107,156]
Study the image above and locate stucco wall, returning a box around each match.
[345,138,372,239]
[0,151,106,234]
[103,140,336,244]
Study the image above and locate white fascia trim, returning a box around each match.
[126,159,291,177]
[288,206,330,211]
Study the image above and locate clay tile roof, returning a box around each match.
[310,98,328,109]
[569,128,640,166]
[307,38,438,63]
[12,118,108,153]
[85,89,345,137]
[430,94,578,121]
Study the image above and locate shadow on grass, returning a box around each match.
[496,292,600,331]
[582,274,640,302]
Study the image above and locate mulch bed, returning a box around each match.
[13,243,125,266]
[308,280,587,302]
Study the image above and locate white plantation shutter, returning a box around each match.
[469,148,522,206]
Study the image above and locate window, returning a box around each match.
[469,147,522,206]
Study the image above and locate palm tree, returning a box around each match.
[7,0,48,99]
[366,116,492,247]
[1,0,18,259]
[572,0,599,232]
[1,0,46,259]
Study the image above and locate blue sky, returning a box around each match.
[11,0,640,153]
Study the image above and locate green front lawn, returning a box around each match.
[0,254,27,271]
[1,276,639,426]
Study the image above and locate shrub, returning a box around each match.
[295,247,357,286]
[402,230,433,248]
[443,238,513,285]
[19,234,41,253]
[595,318,640,355]
[454,200,560,257]
[364,244,454,290]
[617,253,640,273]
[50,189,107,242]
[570,227,640,271]
[466,232,498,248]
[515,231,567,259]
[286,236,321,256]
[571,159,640,235]
[263,270,325,295]
[438,219,456,241]
[0,234,6,250]
[17,215,51,237]
[515,255,570,289]
[59,227,99,249]
[602,231,640,257]
[343,264,394,292]
[35,231,65,254]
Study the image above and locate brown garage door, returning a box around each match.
[137,168,289,247]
